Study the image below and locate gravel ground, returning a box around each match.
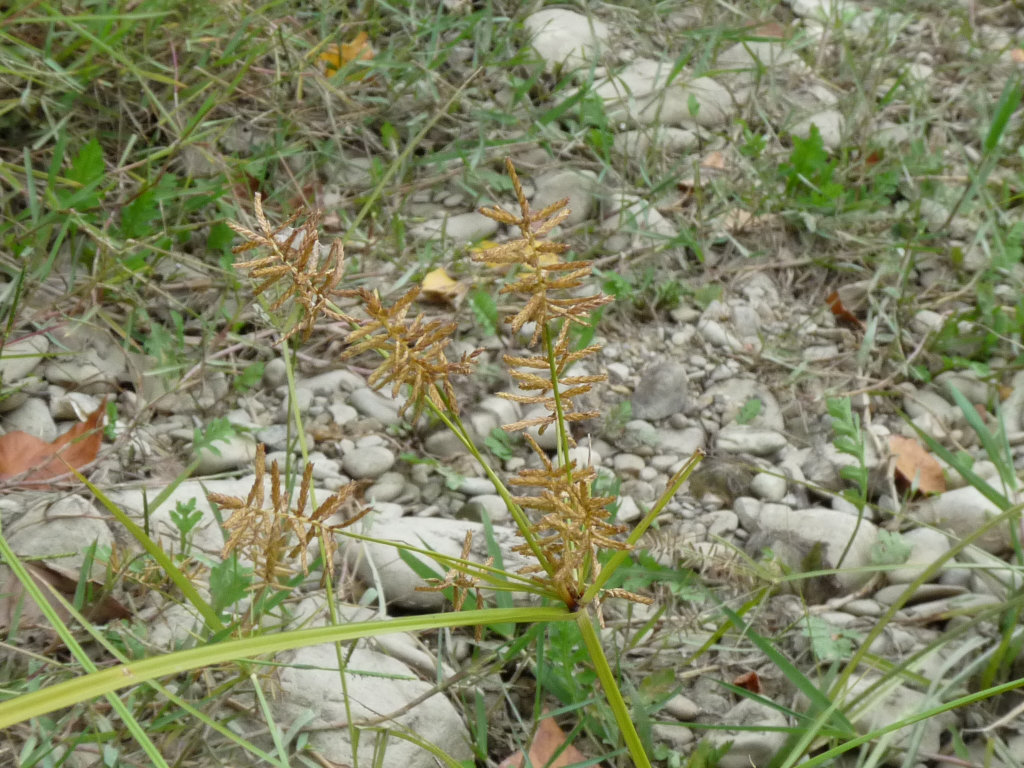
[4,1,1024,766]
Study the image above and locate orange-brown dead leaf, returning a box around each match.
[733,670,762,693]
[826,290,865,330]
[320,30,374,78]
[0,561,130,637]
[497,714,599,768]
[701,150,728,172]
[890,435,946,495]
[1011,48,1024,64]
[0,401,105,486]
[421,267,468,307]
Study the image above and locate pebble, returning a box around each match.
[613,453,645,477]
[195,433,258,474]
[912,486,1012,554]
[367,471,406,503]
[707,699,787,768]
[750,471,787,501]
[716,425,788,456]
[411,211,498,243]
[0,333,48,384]
[3,397,57,442]
[275,643,472,768]
[456,494,511,524]
[631,362,689,421]
[8,495,113,582]
[790,109,845,150]
[424,429,469,459]
[342,445,396,479]
[531,169,598,225]
[615,495,642,522]
[348,387,402,426]
[742,503,879,590]
[456,476,495,496]
[887,527,951,584]
[524,8,610,73]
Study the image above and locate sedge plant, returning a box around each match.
[0,159,702,766]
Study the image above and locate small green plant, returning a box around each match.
[169,498,203,552]
[779,124,845,209]
[826,396,869,569]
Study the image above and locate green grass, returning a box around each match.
[3,0,1024,766]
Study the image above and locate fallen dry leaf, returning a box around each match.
[498,713,599,768]
[733,670,762,694]
[826,290,865,330]
[320,31,374,78]
[0,401,105,486]
[421,267,468,306]
[701,150,728,172]
[890,435,946,495]
[0,562,130,637]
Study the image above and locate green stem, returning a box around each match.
[582,449,703,605]
[426,396,550,576]
[0,605,572,729]
[575,607,652,768]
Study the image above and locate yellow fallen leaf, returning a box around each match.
[320,31,374,79]
[421,267,468,306]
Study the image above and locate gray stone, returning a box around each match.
[912,486,1014,554]
[615,495,642,522]
[299,368,365,395]
[717,40,802,70]
[618,419,661,455]
[411,211,498,243]
[632,362,689,421]
[275,643,472,768]
[751,471,787,501]
[342,445,396,479]
[701,379,784,430]
[612,127,698,158]
[195,433,258,474]
[791,109,845,150]
[348,387,402,425]
[8,495,113,582]
[50,391,103,421]
[456,476,495,496]
[367,471,406,503]
[262,357,288,388]
[42,326,127,393]
[706,699,788,768]
[328,402,358,426]
[0,333,48,384]
[717,425,788,456]
[523,405,559,450]
[524,8,609,73]
[748,503,879,590]
[531,169,598,226]
[887,527,951,584]
[664,693,700,721]
[613,453,645,477]
[565,445,602,469]
[424,429,470,459]
[657,426,706,456]
[839,675,956,757]
[457,494,511,524]
[3,397,56,442]
[347,517,532,609]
